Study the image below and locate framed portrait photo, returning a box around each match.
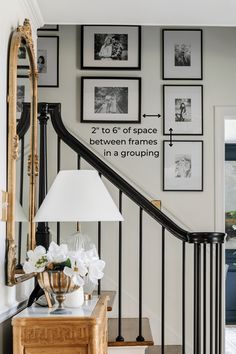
[81,25,141,70]
[163,85,203,135]
[163,140,203,191]
[37,36,59,87]
[162,29,203,80]
[81,77,141,123]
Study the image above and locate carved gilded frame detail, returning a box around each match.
[7,19,38,285]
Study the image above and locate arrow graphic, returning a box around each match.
[143,113,161,118]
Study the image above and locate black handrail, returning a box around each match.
[47,103,225,245]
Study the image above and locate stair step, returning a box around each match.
[96,291,116,311]
[108,318,154,347]
[145,345,182,354]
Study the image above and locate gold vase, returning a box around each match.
[37,270,79,314]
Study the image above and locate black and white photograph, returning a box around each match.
[18,46,26,59]
[162,29,202,79]
[175,44,191,66]
[37,49,47,73]
[163,85,203,135]
[175,98,191,122]
[37,36,59,87]
[163,140,203,191]
[175,154,191,178]
[81,26,141,70]
[81,77,141,123]
[94,33,128,61]
[17,45,29,66]
[94,87,128,114]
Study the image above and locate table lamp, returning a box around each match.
[33,169,123,308]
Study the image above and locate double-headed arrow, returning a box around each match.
[143,113,161,118]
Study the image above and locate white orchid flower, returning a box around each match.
[47,241,68,263]
[83,246,99,266]
[83,247,105,284]
[23,245,47,274]
[88,259,105,284]
[69,250,87,275]
[63,265,85,286]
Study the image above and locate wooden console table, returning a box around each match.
[12,295,108,354]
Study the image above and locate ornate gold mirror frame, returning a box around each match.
[7,19,38,285]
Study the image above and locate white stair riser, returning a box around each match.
[108,346,148,354]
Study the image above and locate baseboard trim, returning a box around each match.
[0,300,27,324]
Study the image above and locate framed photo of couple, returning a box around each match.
[81,77,141,123]
[81,25,141,70]
[162,29,203,80]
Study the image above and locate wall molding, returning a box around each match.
[20,0,44,32]
[0,300,27,324]
[214,106,236,232]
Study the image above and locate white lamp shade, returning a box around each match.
[15,199,28,222]
[34,170,123,222]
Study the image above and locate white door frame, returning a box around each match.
[214,106,236,232]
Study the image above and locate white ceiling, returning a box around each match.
[36,0,236,26]
[35,0,236,139]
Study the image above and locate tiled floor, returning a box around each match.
[226,326,236,354]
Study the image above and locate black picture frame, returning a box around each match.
[81,76,141,124]
[162,29,203,80]
[163,140,203,191]
[37,36,59,88]
[81,25,141,70]
[163,85,203,136]
[17,65,30,78]
[38,25,59,31]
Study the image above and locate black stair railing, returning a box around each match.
[24,103,225,353]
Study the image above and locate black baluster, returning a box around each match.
[98,220,101,296]
[182,242,186,354]
[194,243,201,354]
[116,190,124,342]
[136,207,144,342]
[218,244,222,354]
[215,244,219,354]
[36,103,50,249]
[161,226,165,354]
[203,244,207,354]
[210,244,213,354]
[57,136,61,245]
[98,171,102,296]
[77,154,81,170]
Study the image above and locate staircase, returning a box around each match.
[18,102,226,354]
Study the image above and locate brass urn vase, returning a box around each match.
[37,270,79,314]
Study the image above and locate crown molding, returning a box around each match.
[20,0,44,33]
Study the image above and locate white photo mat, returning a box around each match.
[163,85,203,135]
[163,29,202,79]
[82,26,140,69]
[81,77,141,123]
[163,140,203,191]
[37,36,59,87]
